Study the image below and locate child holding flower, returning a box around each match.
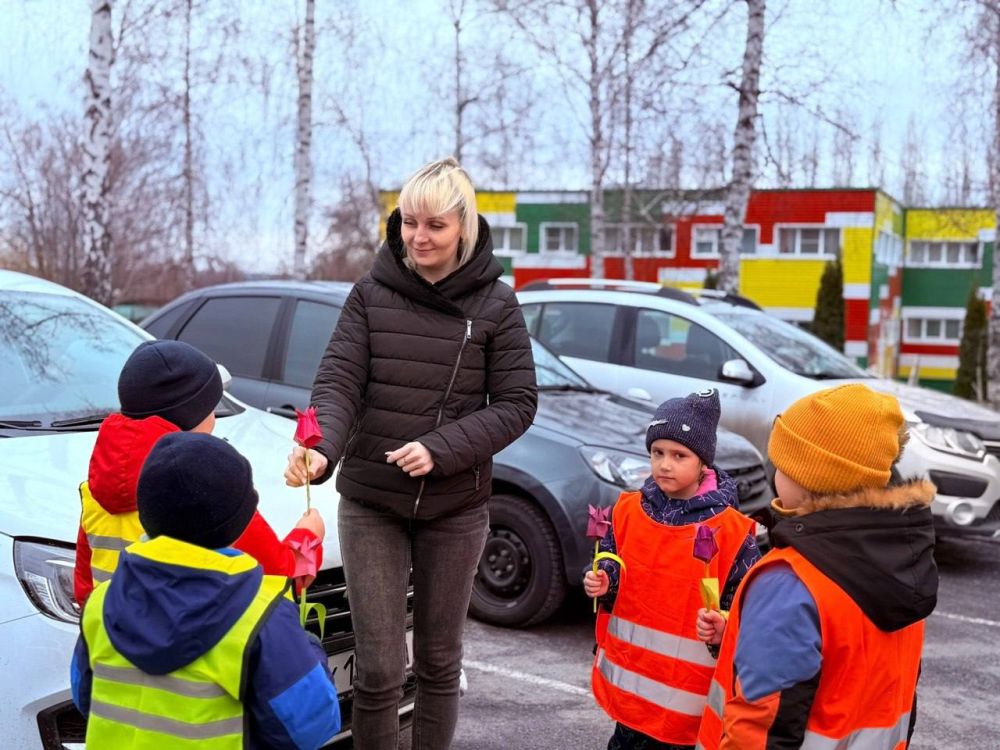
[584,389,760,750]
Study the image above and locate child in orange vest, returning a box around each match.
[73,339,325,607]
[694,384,937,750]
[584,389,760,750]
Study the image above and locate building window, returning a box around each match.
[540,223,578,253]
[904,316,963,344]
[604,223,672,255]
[778,227,840,257]
[875,231,904,267]
[690,226,758,258]
[907,241,979,268]
[492,224,527,255]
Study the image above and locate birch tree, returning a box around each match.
[293,0,317,280]
[718,0,764,294]
[82,0,114,305]
[987,2,1000,405]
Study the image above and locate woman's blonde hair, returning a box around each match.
[398,157,479,268]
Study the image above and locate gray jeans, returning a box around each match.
[339,496,489,750]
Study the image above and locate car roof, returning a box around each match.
[159,279,355,307]
[0,269,82,297]
[517,278,762,311]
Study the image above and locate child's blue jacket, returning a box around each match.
[71,544,341,750]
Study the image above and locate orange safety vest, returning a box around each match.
[592,492,754,745]
[697,547,924,750]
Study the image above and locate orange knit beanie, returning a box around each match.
[768,384,904,494]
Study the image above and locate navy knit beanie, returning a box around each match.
[138,432,258,549]
[118,340,222,430]
[645,389,721,465]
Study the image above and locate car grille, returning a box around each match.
[728,462,770,513]
[305,566,415,654]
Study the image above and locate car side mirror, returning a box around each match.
[217,363,233,392]
[721,358,755,385]
[627,387,653,401]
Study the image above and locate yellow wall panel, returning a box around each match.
[897,366,957,379]
[906,209,994,239]
[477,192,516,213]
[740,259,827,307]
[841,227,872,284]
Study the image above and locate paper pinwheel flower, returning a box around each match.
[294,407,323,449]
[693,523,720,611]
[587,504,612,540]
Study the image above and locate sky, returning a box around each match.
[0,0,990,273]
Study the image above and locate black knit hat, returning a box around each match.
[138,432,258,549]
[645,389,721,465]
[118,340,223,430]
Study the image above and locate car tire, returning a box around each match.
[469,494,567,628]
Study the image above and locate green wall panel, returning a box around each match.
[516,203,591,254]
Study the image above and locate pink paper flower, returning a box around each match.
[294,406,323,449]
[693,524,719,563]
[288,534,323,591]
[587,504,612,540]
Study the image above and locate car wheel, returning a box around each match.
[469,493,567,628]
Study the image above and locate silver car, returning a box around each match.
[518,280,1000,537]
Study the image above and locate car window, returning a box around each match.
[0,292,146,423]
[176,296,281,379]
[283,300,342,388]
[142,300,193,339]
[633,309,738,381]
[713,310,869,379]
[536,302,615,361]
[520,303,541,336]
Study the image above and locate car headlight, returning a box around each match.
[13,539,80,623]
[911,422,986,461]
[579,446,649,489]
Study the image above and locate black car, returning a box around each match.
[143,280,771,626]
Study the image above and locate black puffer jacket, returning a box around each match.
[310,209,537,519]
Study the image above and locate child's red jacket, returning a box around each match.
[73,413,321,607]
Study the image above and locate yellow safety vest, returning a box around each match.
[79,480,144,586]
[82,536,289,749]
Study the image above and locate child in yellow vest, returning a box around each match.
[584,389,760,750]
[71,432,341,748]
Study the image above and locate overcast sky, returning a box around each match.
[0,0,988,272]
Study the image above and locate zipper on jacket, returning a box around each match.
[413,318,473,518]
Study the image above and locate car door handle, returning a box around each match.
[626,387,652,401]
[267,405,298,419]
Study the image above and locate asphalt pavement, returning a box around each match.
[396,534,1000,749]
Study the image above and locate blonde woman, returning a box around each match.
[284,157,537,749]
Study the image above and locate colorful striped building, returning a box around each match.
[378,188,995,391]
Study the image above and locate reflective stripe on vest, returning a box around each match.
[79,481,144,585]
[696,547,922,750]
[591,492,755,746]
[82,537,288,749]
[596,648,707,717]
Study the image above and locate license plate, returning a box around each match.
[328,629,415,695]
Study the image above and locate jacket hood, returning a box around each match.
[371,208,504,316]
[101,542,263,674]
[770,480,938,631]
[87,414,179,514]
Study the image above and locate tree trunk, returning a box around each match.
[182,0,194,289]
[622,0,636,282]
[587,0,605,280]
[82,0,114,306]
[718,0,765,294]
[989,9,1000,405]
[293,0,317,281]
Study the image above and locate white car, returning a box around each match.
[518,280,1000,537]
[0,270,413,749]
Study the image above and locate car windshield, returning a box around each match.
[531,337,591,388]
[0,291,146,425]
[713,310,870,379]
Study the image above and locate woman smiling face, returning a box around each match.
[400,209,462,283]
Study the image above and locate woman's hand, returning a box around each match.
[385,441,434,477]
[696,607,726,645]
[284,446,329,487]
[583,570,609,598]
